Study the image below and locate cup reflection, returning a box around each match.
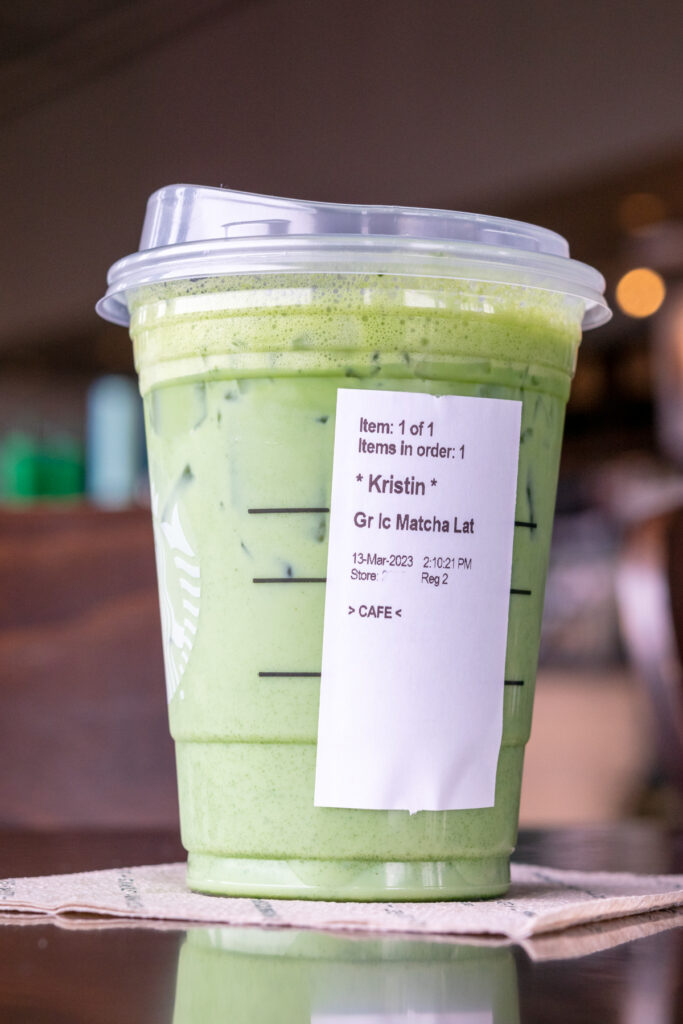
[172,926,519,1023]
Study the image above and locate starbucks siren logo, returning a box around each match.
[151,484,201,702]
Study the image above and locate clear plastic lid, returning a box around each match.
[97,184,611,329]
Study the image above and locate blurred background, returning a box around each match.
[1,0,682,831]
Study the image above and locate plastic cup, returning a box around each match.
[98,185,609,900]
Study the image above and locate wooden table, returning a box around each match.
[0,825,681,1022]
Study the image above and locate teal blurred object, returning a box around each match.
[0,431,84,501]
[86,375,144,507]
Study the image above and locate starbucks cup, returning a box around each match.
[97,185,610,900]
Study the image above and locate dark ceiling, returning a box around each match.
[0,1,125,62]
[0,0,255,121]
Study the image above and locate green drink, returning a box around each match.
[98,186,609,899]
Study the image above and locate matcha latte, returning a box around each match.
[98,186,610,899]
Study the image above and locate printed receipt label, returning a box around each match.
[315,389,522,813]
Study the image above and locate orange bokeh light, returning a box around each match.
[617,192,667,233]
[615,267,666,318]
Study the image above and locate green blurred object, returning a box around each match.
[0,431,85,501]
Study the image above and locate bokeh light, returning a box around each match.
[615,267,666,318]
[617,192,667,233]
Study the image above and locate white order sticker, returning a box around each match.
[315,388,522,814]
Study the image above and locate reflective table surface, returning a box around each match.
[0,824,681,1023]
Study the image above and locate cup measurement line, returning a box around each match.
[514,520,537,529]
[252,577,327,583]
[259,672,322,678]
[254,579,528,589]
[258,672,524,685]
[248,507,330,514]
